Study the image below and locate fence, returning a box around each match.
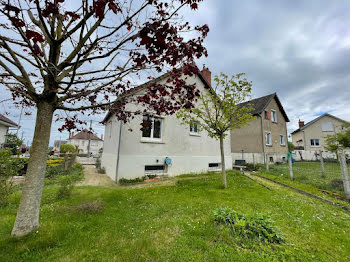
[262,150,350,200]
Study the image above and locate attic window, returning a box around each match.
[321,122,334,132]
[271,110,277,123]
[142,116,162,139]
[190,121,198,134]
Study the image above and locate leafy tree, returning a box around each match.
[3,134,23,155]
[325,123,350,199]
[288,141,295,152]
[60,144,76,154]
[177,73,255,188]
[0,0,208,237]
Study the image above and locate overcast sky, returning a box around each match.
[1,0,350,145]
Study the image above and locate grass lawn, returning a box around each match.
[1,171,350,261]
[261,161,350,196]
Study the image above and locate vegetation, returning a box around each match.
[214,207,285,244]
[258,161,350,200]
[95,158,106,174]
[288,141,295,152]
[0,150,23,207]
[0,171,349,261]
[3,134,23,155]
[118,174,158,184]
[0,0,209,237]
[177,73,255,188]
[59,144,76,154]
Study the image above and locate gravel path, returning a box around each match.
[77,165,116,187]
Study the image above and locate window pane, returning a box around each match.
[190,123,193,132]
[142,116,152,138]
[153,118,162,138]
[194,123,198,133]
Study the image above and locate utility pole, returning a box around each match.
[16,106,24,136]
[87,120,92,157]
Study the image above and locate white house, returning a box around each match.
[67,129,104,155]
[101,67,232,181]
[0,114,18,147]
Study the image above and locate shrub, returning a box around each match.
[0,150,24,207]
[47,158,64,167]
[46,165,65,179]
[330,179,343,191]
[95,158,106,174]
[56,176,75,200]
[214,207,285,244]
[75,199,104,214]
[118,174,160,184]
[60,144,76,154]
[245,163,265,172]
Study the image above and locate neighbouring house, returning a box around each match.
[67,129,103,155]
[230,93,290,164]
[52,140,67,154]
[101,66,232,182]
[291,113,349,159]
[0,114,18,147]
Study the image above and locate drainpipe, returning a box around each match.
[260,114,266,164]
[115,121,122,183]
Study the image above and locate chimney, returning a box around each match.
[298,120,304,128]
[201,65,211,86]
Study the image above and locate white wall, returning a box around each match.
[231,152,287,165]
[0,124,8,146]
[67,139,104,155]
[101,74,233,181]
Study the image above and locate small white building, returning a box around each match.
[67,130,104,156]
[0,114,18,147]
[101,67,232,182]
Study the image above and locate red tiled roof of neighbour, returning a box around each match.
[70,129,103,141]
[0,114,18,127]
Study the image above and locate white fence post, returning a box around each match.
[320,151,325,178]
[288,153,293,180]
[265,153,269,171]
[339,151,350,200]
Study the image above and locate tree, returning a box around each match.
[325,123,350,200]
[0,0,208,237]
[288,141,295,152]
[177,73,255,188]
[60,144,76,154]
[3,133,23,154]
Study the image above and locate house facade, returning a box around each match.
[0,114,18,147]
[101,67,232,181]
[67,130,104,156]
[230,93,289,164]
[291,113,348,152]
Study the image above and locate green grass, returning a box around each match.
[260,161,350,195]
[1,171,350,261]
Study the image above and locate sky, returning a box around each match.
[1,0,350,145]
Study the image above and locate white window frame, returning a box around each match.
[310,138,320,147]
[265,132,272,146]
[189,121,199,135]
[271,110,277,123]
[91,141,98,146]
[280,135,285,146]
[141,116,162,140]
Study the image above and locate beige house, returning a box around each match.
[0,114,18,147]
[291,113,348,152]
[101,67,232,182]
[231,93,289,164]
[67,129,104,156]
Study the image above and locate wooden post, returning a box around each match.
[339,151,350,200]
[265,153,269,171]
[320,151,325,178]
[288,154,293,180]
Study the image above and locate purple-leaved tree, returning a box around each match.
[0,0,208,237]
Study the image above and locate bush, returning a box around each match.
[60,144,76,154]
[330,179,343,191]
[56,176,75,200]
[46,165,65,179]
[245,163,265,172]
[95,158,106,174]
[214,207,285,244]
[118,174,159,184]
[0,150,24,207]
[75,199,104,214]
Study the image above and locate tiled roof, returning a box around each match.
[238,93,290,122]
[70,129,102,141]
[0,114,18,127]
[291,113,348,134]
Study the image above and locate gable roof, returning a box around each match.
[238,93,290,122]
[69,129,102,141]
[0,114,18,127]
[103,66,211,122]
[291,113,349,134]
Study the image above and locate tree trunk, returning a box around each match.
[220,135,227,189]
[338,151,350,200]
[11,102,54,237]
